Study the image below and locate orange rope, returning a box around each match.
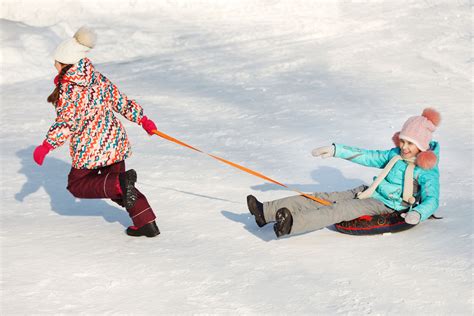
[151,129,332,206]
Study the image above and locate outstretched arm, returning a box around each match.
[104,75,158,135]
[105,76,143,123]
[332,144,397,169]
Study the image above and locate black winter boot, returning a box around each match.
[247,195,266,227]
[126,221,160,237]
[274,208,293,238]
[119,169,138,210]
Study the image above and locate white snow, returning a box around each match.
[1,0,472,314]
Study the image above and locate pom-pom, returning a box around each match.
[422,108,441,127]
[416,151,437,169]
[74,26,96,49]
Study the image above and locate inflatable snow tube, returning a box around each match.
[335,212,415,235]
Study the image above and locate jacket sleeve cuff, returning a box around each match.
[413,209,430,222]
[139,115,148,126]
[43,139,55,151]
[333,143,342,158]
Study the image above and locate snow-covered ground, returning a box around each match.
[1,0,472,314]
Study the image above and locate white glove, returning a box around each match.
[401,211,421,225]
[312,145,335,159]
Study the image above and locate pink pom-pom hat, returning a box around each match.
[392,108,441,169]
[396,108,441,152]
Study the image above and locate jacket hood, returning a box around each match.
[62,58,94,87]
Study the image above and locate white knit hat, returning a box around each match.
[53,26,96,64]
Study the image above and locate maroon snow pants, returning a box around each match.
[66,161,156,228]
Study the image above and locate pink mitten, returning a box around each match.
[141,116,157,135]
[33,140,53,166]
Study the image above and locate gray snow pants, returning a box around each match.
[263,185,394,235]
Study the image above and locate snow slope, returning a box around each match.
[1,0,472,314]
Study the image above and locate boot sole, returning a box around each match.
[247,195,266,227]
[274,208,293,237]
[126,224,160,237]
[126,231,160,238]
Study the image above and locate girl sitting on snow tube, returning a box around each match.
[247,108,441,238]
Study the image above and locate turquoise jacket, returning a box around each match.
[334,142,440,222]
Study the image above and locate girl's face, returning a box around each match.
[399,138,421,159]
[54,61,64,73]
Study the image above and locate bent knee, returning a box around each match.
[67,183,82,198]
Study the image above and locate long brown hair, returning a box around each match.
[47,63,73,104]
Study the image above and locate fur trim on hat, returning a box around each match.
[416,150,437,169]
[74,26,96,49]
[422,108,441,127]
[392,132,400,147]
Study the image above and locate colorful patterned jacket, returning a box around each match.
[45,58,143,169]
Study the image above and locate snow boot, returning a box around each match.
[247,195,266,227]
[119,169,138,210]
[126,221,160,237]
[273,208,293,238]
